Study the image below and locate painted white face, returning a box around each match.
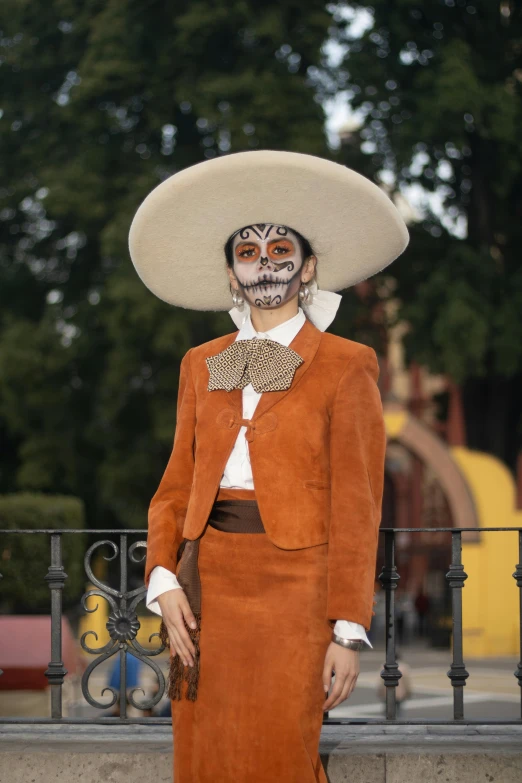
[231,224,304,309]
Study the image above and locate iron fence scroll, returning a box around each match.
[0,525,521,725]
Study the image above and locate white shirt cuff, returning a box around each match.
[333,620,373,649]
[146,565,183,616]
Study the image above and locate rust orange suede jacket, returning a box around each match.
[144,317,386,631]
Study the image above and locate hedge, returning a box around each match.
[0,493,86,613]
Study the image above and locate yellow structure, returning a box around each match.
[452,446,521,657]
[384,407,521,658]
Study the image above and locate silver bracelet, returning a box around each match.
[332,633,364,651]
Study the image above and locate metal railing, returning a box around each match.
[0,526,521,725]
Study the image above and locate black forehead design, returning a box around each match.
[236,224,289,241]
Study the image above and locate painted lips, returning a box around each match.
[239,275,291,293]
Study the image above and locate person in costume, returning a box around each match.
[129,150,408,783]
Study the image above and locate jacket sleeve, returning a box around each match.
[144,348,196,588]
[327,345,386,631]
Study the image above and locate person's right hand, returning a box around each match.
[157,588,197,667]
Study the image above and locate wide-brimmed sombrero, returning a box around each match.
[128,150,409,311]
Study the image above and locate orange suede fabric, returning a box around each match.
[145,317,386,631]
[171,487,332,783]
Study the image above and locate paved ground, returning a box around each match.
[64,639,520,722]
[329,642,521,722]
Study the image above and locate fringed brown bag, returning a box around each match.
[159,537,202,702]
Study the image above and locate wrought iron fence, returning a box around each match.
[0,526,521,725]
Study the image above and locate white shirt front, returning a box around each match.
[219,307,305,488]
[146,307,372,648]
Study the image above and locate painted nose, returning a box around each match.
[259,256,271,268]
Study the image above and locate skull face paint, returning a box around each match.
[231,224,304,309]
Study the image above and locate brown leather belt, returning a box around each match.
[159,499,265,701]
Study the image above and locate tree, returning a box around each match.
[0,1,337,528]
[329,0,522,469]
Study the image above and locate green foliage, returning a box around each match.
[0,493,86,613]
[1,0,520,512]
[331,0,522,466]
[0,0,334,528]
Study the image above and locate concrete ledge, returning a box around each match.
[320,723,522,754]
[1,723,522,782]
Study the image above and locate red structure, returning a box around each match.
[0,616,84,690]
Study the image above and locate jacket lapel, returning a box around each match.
[252,317,322,421]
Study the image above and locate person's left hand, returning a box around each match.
[322,642,360,711]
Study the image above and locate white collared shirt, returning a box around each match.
[146,307,372,647]
[219,306,306,488]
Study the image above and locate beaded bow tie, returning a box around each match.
[206,338,304,393]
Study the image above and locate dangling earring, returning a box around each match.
[299,281,313,305]
[231,288,245,310]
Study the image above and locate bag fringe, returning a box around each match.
[159,614,201,701]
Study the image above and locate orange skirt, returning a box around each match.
[171,487,332,782]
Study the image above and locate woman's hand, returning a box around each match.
[157,588,197,667]
[322,642,360,711]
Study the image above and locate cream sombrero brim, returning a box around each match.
[128,150,409,311]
